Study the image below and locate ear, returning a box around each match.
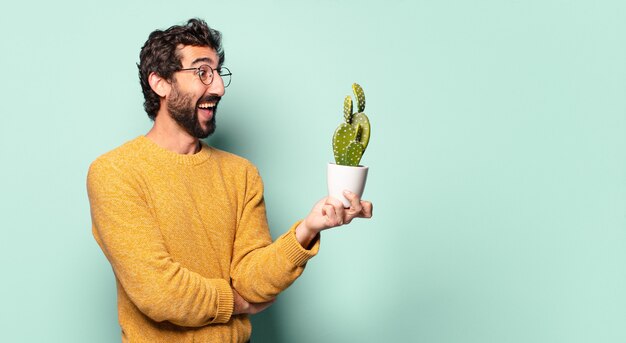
[148,72,172,97]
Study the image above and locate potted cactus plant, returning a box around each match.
[327,83,371,207]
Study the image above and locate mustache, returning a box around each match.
[197,95,221,106]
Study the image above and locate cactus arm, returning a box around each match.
[352,113,370,150]
[345,141,365,166]
[343,96,353,124]
[352,83,365,113]
[333,123,356,165]
[355,124,361,142]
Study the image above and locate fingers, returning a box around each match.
[232,289,250,315]
[343,191,363,216]
[323,197,345,227]
[343,191,372,224]
[233,287,276,315]
[311,194,373,232]
[359,201,373,218]
[248,298,276,315]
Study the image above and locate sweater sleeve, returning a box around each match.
[229,167,320,302]
[87,158,234,327]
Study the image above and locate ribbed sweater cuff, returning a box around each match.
[212,279,234,324]
[276,221,320,267]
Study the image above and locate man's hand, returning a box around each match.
[296,191,373,248]
[232,288,275,316]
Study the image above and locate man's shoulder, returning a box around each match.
[89,136,145,173]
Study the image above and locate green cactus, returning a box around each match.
[332,83,371,166]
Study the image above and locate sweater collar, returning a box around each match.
[137,135,212,166]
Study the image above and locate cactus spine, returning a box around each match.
[332,83,371,166]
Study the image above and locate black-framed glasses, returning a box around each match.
[177,65,232,87]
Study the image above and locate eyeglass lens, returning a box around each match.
[198,65,231,87]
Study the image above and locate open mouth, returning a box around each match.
[197,100,218,121]
[198,101,217,110]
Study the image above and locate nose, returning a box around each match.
[209,74,225,97]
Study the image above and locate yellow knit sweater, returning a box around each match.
[87,136,319,342]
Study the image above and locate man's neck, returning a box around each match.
[145,113,200,155]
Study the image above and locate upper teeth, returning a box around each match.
[199,102,216,109]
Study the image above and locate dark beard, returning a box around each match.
[167,85,217,139]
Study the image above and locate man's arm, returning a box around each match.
[229,168,372,303]
[87,159,235,327]
[229,168,322,303]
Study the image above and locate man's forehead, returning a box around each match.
[177,45,219,67]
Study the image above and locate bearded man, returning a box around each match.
[86,18,372,343]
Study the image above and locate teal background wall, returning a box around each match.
[1,1,625,342]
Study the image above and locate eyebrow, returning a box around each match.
[191,57,214,66]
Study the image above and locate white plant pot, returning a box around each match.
[327,163,369,208]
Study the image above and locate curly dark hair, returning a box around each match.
[138,18,224,120]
